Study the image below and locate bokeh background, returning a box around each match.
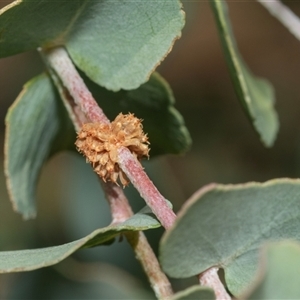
[1,0,300,298]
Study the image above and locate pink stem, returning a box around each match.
[118,147,177,230]
[102,182,173,299]
[101,181,133,224]
[126,231,173,299]
[199,267,231,300]
[42,47,109,125]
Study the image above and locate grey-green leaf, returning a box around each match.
[210,0,279,147]
[244,241,300,299]
[0,0,184,91]
[0,207,160,273]
[4,73,72,219]
[171,286,215,300]
[159,179,300,297]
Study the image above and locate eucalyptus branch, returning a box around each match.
[39,48,87,132]
[41,46,230,299]
[257,0,300,41]
[41,46,176,230]
[100,181,133,224]
[126,231,173,299]
[118,147,176,230]
[41,46,173,300]
[102,182,173,299]
[41,47,109,125]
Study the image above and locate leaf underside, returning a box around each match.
[0,206,160,273]
[160,179,300,296]
[4,73,71,219]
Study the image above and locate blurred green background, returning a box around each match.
[1,0,300,298]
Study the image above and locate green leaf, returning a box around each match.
[159,179,300,297]
[4,73,73,219]
[244,241,300,299]
[0,206,160,273]
[0,0,184,91]
[83,71,192,156]
[210,0,279,147]
[171,286,215,300]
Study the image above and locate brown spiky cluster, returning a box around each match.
[75,113,150,186]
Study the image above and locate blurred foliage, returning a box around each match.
[245,241,300,299]
[1,0,300,298]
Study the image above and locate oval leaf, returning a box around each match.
[0,0,184,91]
[4,73,72,219]
[244,241,300,299]
[210,0,279,147]
[0,206,160,273]
[159,179,300,296]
